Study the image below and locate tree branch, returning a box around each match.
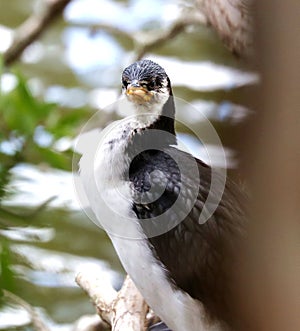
[134,14,207,61]
[3,290,50,331]
[76,272,149,331]
[81,1,253,59]
[3,0,72,66]
[3,0,254,67]
[73,13,207,62]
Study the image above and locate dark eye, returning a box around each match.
[147,80,156,90]
[122,79,129,88]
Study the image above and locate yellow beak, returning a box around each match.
[126,86,153,103]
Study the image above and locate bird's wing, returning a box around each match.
[130,146,247,324]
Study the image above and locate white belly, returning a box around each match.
[78,123,224,331]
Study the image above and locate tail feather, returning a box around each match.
[148,321,172,331]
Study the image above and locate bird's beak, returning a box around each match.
[126,82,153,103]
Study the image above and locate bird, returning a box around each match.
[79,59,247,331]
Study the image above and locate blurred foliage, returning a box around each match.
[0,57,91,303]
[0,70,88,174]
[0,239,15,299]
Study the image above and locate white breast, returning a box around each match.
[78,120,225,331]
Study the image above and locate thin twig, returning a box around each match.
[72,13,207,62]
[0,196,57,228]
[3,290,50,331]
[72,22,134,43]
[135,15,207,61]
[25,196,57,218]
[3,0,72,66]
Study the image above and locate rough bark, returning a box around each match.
[76,272,149,331]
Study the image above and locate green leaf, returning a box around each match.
[0,163,11,202]
[1,72,56,136]
[45,106,90,138]
[34,145,71,171]
[0,239,15,294]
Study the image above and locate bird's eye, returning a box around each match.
[147,80,156,90]
[122,79,129,88]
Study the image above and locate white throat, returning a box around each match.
[117,80,170,127]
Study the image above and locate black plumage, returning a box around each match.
[123,60,247,328]
[129,147,246,326]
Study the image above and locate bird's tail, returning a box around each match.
[148,321,172,331]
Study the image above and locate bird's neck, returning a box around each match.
[147,95,176,137]
[125,96,177,160]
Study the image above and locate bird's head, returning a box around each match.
[121,60,172,115]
